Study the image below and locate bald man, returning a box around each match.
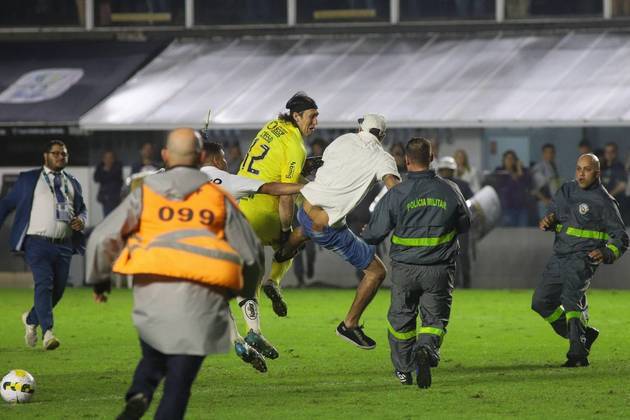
[533,154,628,367]
[87,128,265,420]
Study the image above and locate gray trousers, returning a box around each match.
[531,254,595,354]
[387,260,454,373]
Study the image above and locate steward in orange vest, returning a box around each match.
[86,128,264,420]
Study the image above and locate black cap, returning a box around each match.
[286,91,318,114]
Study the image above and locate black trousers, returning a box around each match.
[126,339,205,420]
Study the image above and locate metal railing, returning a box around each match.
[4,0,622,31]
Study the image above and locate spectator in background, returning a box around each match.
[531,144,561,219]
[93,150,123,217]
[226,142,243,174]
[578,139,592,156]
[310,137,329,158]
[131,142,160,175]
[454,149,481,193]
[437,156,474,289]
[601,142,627,221]
[390,142,408,180]
[494,150,531,227]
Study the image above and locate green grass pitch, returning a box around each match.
[1,288,629,419]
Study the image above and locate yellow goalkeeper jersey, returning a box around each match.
[238,118,306,216]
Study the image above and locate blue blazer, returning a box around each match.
[0,168,87,254]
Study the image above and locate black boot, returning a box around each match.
[563,318,589,368]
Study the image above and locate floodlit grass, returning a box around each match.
[1,288,629,419]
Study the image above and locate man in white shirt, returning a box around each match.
[275,114,400,350]
[200,141,303,368]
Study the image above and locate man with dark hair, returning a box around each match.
[131,142,160,175]
[601,142,627,209]
[362,137,471,388]
[237,92,319,317]
[200,141,303,366]
[532,143,561,219]
[534,153,628,367]
[275,114,400,350]
[0,140,87,350]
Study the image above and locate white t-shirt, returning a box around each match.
[200,166,264,200]
[300,131,400,226]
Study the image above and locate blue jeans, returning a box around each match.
[126,339,205,420]
[502,208,529,227]
[24,236,72,335]
[297,207,375,270]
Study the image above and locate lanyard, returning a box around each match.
[41,169,71,203]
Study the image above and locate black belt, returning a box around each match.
[27,235,71,244]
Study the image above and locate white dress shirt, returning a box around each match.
[26,167,75,239]
[300,131,400,226]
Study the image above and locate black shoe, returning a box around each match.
[335,322,376,350]
[394,370,412,385]
[584,326,599,351]
[562,357,589,368]
[245,329,279,359]
[416,348,432,389]
[262,282,287,317]
[117,393,149,420]
[235,339,268,373]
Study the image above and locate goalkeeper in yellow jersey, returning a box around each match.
[238,92,319,317]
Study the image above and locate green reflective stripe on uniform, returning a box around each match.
[387,322,416,341]
[419,327,444,337]
[607,243,620,259]
[391,230,456,247]
[544,306,565,323]
[565,227,609,241]
[555,224,563,233]
[565,311,582,321]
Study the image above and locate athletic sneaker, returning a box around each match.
[42,330,60,351]
[116,393,149,420]
[234,339,267,373]
[416,347,432,389]
[394,370,412,385]
[335,322,376,350]
[584,326,599,351]
[245,329,279,359]
[21,312,37,348]
[262,281,288,317]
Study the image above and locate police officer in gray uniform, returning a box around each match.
[533,153,628,367]
[363,138,471,389]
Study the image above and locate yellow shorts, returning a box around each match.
[239,198,281,246]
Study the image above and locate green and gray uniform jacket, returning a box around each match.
[86,167,264,356]
[549,180,628,263]
[363,170,471,263]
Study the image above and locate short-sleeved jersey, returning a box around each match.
[238,119,306,214]
[200,165,263,200]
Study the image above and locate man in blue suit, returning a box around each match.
[0,140,87,350]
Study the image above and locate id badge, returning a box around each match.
[56,202,72,222]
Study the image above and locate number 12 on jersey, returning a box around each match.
[241,139,270,175]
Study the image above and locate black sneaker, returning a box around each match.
[584,326,599,351]
[394,370,412,385]
[335,322,376,350]
[117,393,149,420]
[416,348,432,389]
[245,329,279,359]
[262,282,288,317]
[235,340,267,373]
[562,357,589,368]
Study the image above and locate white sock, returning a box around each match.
[228,309,242,344]
[237,297,261,333]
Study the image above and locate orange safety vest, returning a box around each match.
[112,182,243,291]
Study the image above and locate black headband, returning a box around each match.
[286,92,318,114]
